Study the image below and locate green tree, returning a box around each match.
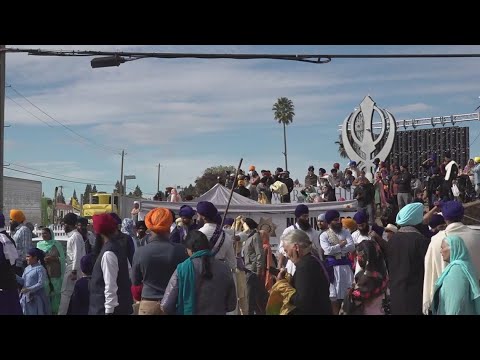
[92,185,98,193]
[133,185,143,198]
[114,180,124,194]
[83,184,92,204]
[334,134,349,159]
[195,165,236,196]
[183,184,196,197]
[273,97,295,171]
[72,189,78,201]
[56,187,66,204]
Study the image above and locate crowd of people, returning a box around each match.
[1,184,479,315]
[160,151,478,218]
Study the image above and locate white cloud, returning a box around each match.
[388,103,433,115]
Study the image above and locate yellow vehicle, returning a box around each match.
[81,192,120,218]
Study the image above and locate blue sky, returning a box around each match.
[4,45,480,200]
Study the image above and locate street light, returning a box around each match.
[90,55,144,69]
[123,175,136,195]
[90,55,126,68]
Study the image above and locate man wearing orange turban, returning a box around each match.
[131,208,188,315]
[145,208,173,234]
[341,218,357,234]
[10,209,32,276]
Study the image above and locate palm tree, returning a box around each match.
[335,134,349,158]
[272,97,295,171]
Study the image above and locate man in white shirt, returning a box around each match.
[9,209,32,276]
[58,213,86,315]
[351,211,372,246]
[423,200,480,314]
[197,201,237,272]
[89,213,133,315]
[320,210,355,314]
[278,204,322,276]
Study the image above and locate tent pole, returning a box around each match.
[221,158,243,229]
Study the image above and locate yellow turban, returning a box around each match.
[145,208,173,234]
[475,157,480,163]
[342,218,357,232]
[10,209,26,223]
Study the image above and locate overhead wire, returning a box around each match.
[4,167,114,186]
[5,84,123,155]
[6,162,113,183]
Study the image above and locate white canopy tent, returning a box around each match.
[139,184,357,247]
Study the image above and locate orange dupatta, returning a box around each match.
[260,230,275,291]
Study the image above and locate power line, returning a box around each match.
[6,162,113,183]
[470,130,480,147]
[125,186,156,197]
[6,92,108,151]
[4,167,114,185]
[6,84,122,155]
[7,47,480,63]
[5,94,54,128]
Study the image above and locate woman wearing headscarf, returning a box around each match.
[343,240,389,315]
[16,248,52,315]
[36,227,65,315]
[89,214,133,315]
[432,235,480,315]
[161,230,237,315]
[121,218,139,249]
[386,202,429,315]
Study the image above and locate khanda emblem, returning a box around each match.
[341,96,397,176]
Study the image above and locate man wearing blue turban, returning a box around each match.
[197,202,237,273]
[319,209,355,314]
[386,202,429,315]
[170,205,199,245]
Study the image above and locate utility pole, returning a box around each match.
[0,45,5,211]
[120,149,125,195]
[157,163,161,193]
[53,187,58,225]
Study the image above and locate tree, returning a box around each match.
[92,185,98,193]
[114,180,124,195]
[83,184,92,204]
[72,189,78,201]
[194,165,236,196]
[56,187,66,204]
[133,185,143,198]
[273,97,295,172]
[334,134,349,159]
[183,184,196,198]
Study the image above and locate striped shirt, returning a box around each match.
[13,225,32,268]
